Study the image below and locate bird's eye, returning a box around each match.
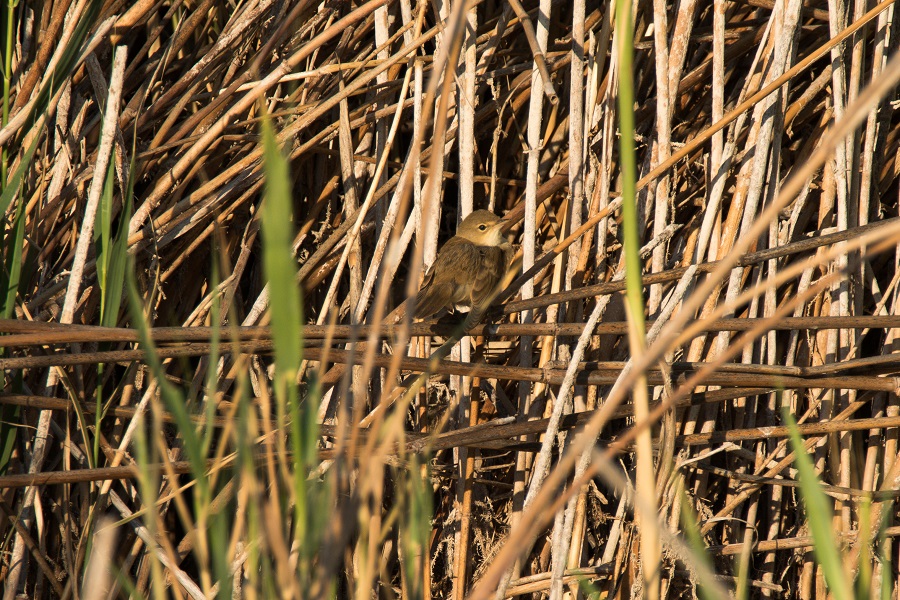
[479,224,487,231]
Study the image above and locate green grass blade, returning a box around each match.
[260,114,303,392]
[879,533,893,600]
[401,456,433,600]
[260,112,317,584]
[615,0,644,324]
[676,477,723,600]
[202,249,221,456]
[127,267,209,500]
[93,153,132,461]
[94,158,115,321]
[0,369,22,476]
[258,115,302,449]
[782,404,853,600]
[0,117,26,473]
[2,0,15,185]
[0,122,41,227]
[1,196,24,319]
[99,157,133,328]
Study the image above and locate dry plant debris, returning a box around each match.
[1,0,900,598]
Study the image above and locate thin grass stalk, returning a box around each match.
[501,0,551,590]
[646,0,673,586]
[875,225,900,594]
[613,0,659,595]
[0,0,13,188]
[553,0,587,594]
[647,0,669,318]
[418,0,452,273]
[451,1,478,596]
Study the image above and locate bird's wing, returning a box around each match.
[461,243,515,327]
[414,237,483,318]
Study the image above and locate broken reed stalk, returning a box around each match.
[5,314,900,346]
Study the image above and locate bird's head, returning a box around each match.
[456,210,505,246]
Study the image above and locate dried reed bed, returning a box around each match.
[2,0,900,597]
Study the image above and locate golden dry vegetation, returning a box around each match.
[1,0,900,598]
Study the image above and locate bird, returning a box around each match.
[414,209,514,325]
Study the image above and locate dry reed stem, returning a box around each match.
[5,0,900,597]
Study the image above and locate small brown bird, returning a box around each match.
[415,209,513,324]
